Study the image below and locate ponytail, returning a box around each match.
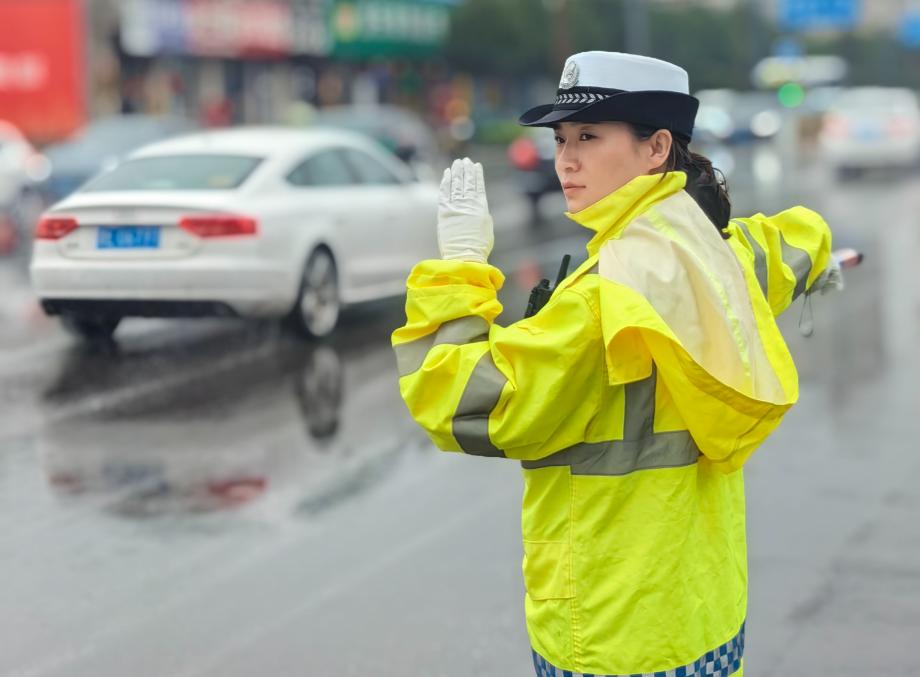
[630,125,732,239]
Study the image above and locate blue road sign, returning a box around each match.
[780,0,860,31]
[900,13,920,48]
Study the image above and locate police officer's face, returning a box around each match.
[553,122,671,212]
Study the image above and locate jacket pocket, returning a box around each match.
[522,541,574,600]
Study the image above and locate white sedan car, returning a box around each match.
[819,87,920,177]
[30,127,440,340]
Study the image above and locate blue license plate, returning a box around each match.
[97,226,161,249]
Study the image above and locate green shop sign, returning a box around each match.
[329,0,451,58]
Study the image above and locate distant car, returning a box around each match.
[0,120,49,254]
[309,105,444,182]
[0,119,49,202]
[693,89,784,145]
[819,87,920,177]
[507,127,558,219]
[30,127,439,341]
[41,114,198,201]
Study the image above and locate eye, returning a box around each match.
[554,135,565,145]
[579,132,596,141]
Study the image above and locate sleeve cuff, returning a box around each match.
[407,259,505,293]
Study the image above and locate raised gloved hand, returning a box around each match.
[810,255,845,295]
[437,157,494,264]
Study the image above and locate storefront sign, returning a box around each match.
[120,0,329,58]
[330,0,451,59]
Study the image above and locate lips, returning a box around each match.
[562,183,585,192]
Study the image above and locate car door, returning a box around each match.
[286,147,395,298]
[340,146,437,293]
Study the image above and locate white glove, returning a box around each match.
[810,255,845,295]
[437,157,494,264]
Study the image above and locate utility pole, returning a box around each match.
[624,0,650,56]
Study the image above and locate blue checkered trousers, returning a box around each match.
[532,622,745,677]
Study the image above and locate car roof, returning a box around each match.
[130,126,379,161]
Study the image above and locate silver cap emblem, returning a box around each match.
[559,61,579,89]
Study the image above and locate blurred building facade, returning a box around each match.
[104,0,453,125]
[2,0,457,142]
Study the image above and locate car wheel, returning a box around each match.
[287,248,340,339]
[61,313,121,342]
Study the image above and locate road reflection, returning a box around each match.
[36,303,419,519]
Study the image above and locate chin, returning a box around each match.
[565,197,587,213]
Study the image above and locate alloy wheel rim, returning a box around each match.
[300,253,338,336]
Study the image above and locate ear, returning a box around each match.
[646,129,672,171]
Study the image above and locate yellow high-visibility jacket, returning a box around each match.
[392,171,832,676]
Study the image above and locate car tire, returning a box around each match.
[61,313,121,342]
[286,247,340,339]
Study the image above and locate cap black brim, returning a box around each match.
[518,90,699,142]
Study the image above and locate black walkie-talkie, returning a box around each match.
[524,254,571,318]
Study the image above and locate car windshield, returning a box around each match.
[81,154,263,191]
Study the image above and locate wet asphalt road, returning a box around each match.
[1,145,919,676]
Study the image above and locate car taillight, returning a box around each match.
[179,214,258,238]
[822,115,849,138]
[508,137,541,171]
[887,116,917,136]
[207,478,267,504]
[35,216,79,240]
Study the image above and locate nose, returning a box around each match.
[556,140,579,176]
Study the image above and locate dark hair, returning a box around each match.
[630,125,731,239]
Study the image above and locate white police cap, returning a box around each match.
[520,51,699,140]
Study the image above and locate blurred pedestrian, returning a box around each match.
[393,51,841,677]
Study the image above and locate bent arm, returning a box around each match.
[392,260,604,461]
[727,207,833,316]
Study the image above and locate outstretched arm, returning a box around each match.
[726,207,833,316]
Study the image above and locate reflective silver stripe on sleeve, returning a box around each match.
[452,350,507,457]
[522,364,699,475]
[394,316,490,378]
[779,235,813,301]
[732,220,768,296]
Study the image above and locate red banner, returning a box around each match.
[0,0,86,143]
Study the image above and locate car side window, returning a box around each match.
[342,148,402,185]
[287,149,356,187]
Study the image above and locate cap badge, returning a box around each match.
[559,61,579,89]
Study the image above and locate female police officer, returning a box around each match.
[392,51,836,677]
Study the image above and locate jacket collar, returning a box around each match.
[566,171,687,256]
